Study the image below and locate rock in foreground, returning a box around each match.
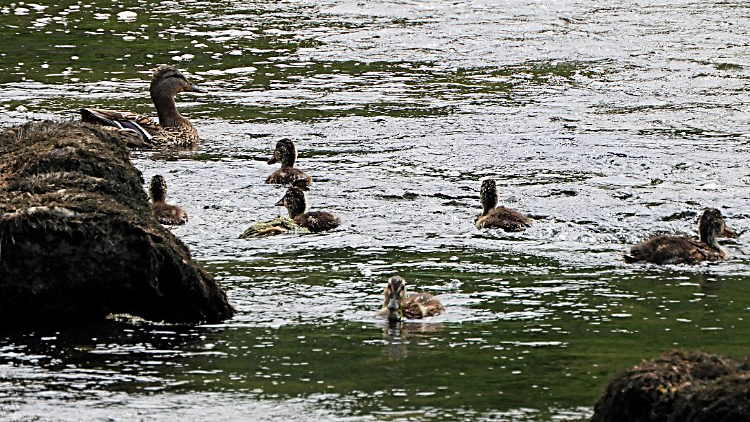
[0,121,234,324]
[592,350,750,422]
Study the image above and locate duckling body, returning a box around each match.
[475,179,532,231]
[79,65,203,148]
[149,175,188,226]
[625,208,734,265]
[376,276,444,322]
[266,139,312,189]
[275,187,340,233]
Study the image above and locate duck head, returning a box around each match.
[699,208,734,248]
[382,276,407,322]
[275,187,307,218]
[267,139,298,167]
[149,175,168,203]
[480,179,498,215]
[150,65,204,100]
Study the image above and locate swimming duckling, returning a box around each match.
[149,175,188,225]
[275,187,340,232]
[624,208,735,265]
[79,65,204,148]
[475,179,533,231]
[266,139,312,190]
[376,276,444,322]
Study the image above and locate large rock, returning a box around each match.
[592,350,750,422]
[0,121,234,324]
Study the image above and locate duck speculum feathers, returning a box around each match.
[80,65,203,149]
[266,139,312,190]
[624,208,735,265]
[376,276,444,322]
[475,179,533,231]
[275,187,340,233]
[149,175,188,226]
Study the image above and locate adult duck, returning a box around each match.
[475,179,533,231]
[149,175,188,225]
[79,65,203,148]
[376,276,444,322]
[266,139,312,189]
[624,208,735,265]
[275,187,340,232]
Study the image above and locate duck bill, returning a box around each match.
[386,298,401,322]
[720,224,736,238]
[267,155,279,165]
[274,198,285,207]
[187,83,205,93]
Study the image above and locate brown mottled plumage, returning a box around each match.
[475,179,533,231]
[376,276,444,322]
[624,208,735,265]
[266,139,312,189]
[149,175,188,226]
[275,187,340,233]
[79,65,203,148]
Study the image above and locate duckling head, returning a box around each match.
[699,208,734,248]
[382,276,407,322]
[150,65,204,101]
[480,179,498,215]
[149,175,168,203]
[275,187,307,218]
[267,139,298,167]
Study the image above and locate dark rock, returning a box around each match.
[0,121,234,325]
[592,350,749,422]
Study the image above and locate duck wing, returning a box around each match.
[80,108,159,147]
[296,211,341,233]
[625,235,722,265]
[402,292,444,319]
[476,206,533,231]
[265,168,312,189]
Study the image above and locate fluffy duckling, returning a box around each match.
[80,65,204,148]
[376,276,444,322]
[266,139,312,190]
[149,175,188,226]
[475,179,533,231]
[275,187,340,232]
[624,208,735,265]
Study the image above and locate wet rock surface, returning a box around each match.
[0,121,234,325]
[593,350,750,422]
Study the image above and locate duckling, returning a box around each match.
[376,276,444,322]
[266,139,312,189]
[624,208,735,265]
[475,179,533,231]
[149,175,188,226]
[79,65,204,148]
[275,187,340,232]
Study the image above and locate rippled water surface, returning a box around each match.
[3,0,750,420]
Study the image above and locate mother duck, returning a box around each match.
[79,65,203,148]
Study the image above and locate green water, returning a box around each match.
[3,0,750,420]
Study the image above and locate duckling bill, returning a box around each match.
[625,208,735,265]
[266,139,312,190]
[376,276,444,322]
[275,187,340,233]
[149,175,188,226]
[475,179,532,231]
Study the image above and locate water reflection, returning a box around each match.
[382,321,445,359]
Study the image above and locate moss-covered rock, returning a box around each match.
[592,350,750,422]
[0,121,234,325]
[240,216,308,238]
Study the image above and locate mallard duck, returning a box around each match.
[275,187,340,232]
[475,179,533,231]
[624,208,735,265]
[79,65,203,148]
[376,276,444,322]
[266,139,312,189]
[149,175,188,225]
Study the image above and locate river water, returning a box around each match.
[2,0,750,420]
